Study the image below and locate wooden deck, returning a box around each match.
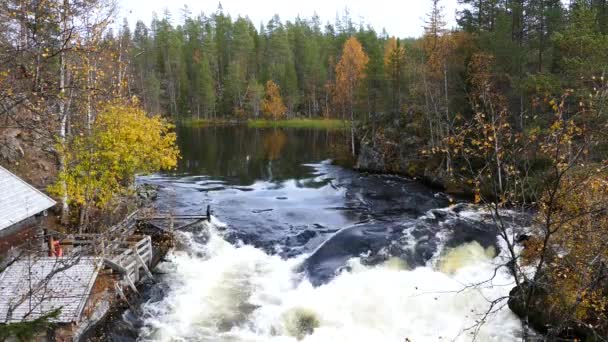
[48,211,155,291]
[43,210,209,292]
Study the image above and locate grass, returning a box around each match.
[179,117,349,130]
[247,118,348,129]
[179,118,235,128]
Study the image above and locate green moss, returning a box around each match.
[247,119,348,130]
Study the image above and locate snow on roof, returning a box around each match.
[0,165,56,232]
[0,257,100,323]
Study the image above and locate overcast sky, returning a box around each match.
[119,0,460,38]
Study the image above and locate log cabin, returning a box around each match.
[0,165,56,255]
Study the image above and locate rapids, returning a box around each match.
[138,220,522,342]
[104,127,529,341]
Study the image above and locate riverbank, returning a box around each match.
[354,134,606,340]
[180,118,347,130]
[355,137,471,198]
[247,118,347,129]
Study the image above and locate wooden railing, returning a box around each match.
[43,211,156,293]
[103,235,153,292]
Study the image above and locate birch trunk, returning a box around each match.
[59,0,70,225]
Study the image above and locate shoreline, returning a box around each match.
[179,118,348,130]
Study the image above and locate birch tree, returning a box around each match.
[335,37,368,156]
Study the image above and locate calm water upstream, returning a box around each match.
[114,126,526,341]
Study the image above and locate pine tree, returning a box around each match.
[384,37,406,115]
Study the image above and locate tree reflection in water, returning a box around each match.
[175,125,349,185]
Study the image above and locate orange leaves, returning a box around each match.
[334,37,369,110]
[473,190,481,204]
[468,53,506,110]
[262,80,286,120]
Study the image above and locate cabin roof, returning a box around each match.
[0,165,56,232]
[0,257,100,323]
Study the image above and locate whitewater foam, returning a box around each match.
[140,216,522,342]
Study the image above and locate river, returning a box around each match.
[113,126,526,341]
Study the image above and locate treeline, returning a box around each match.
[117,6,415,119]
[116,0,608,130]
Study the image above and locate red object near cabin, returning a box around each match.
[49,240,63,257]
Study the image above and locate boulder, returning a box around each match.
[0,130,24,164]
[136,183,159,202]
[356,142,386,172]
[508,281,598,340]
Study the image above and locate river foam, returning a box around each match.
[140,215,522,342]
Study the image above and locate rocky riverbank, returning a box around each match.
[355,137,471,197]
[355,136,603,341]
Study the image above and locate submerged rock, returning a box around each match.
[282,307,320,340]
[301,221,394,286]
[300,206,504,286]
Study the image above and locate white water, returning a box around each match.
[140,215,522,342]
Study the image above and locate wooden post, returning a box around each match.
[133,246,153,280]
[123,273,139,294]
[48,235,54,257]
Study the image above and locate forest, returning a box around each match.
[117,0,601,125]
[1,0,608,340]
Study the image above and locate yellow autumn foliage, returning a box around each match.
[533,171,608,323]
[334,37,369,110]
[262,80,286,120]
[49,101,179,210]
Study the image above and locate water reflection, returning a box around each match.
[175,126,348,185]
[263,130,287,161]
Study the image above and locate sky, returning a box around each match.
[119,0,460,38]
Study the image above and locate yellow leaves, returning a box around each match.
[550,120,563,131]
[49,101,180,209]
[473,191,481,204]
[262,80,286,120]
[334,37,369,107]
[549,99,559,112]
[533,171,608,323]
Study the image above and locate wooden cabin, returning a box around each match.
[0,213,157,340]
[0,165,56,255]
[0,256,102,341]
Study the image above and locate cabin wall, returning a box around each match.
[0,215,43,256]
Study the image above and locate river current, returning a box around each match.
[117,126,525,341]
